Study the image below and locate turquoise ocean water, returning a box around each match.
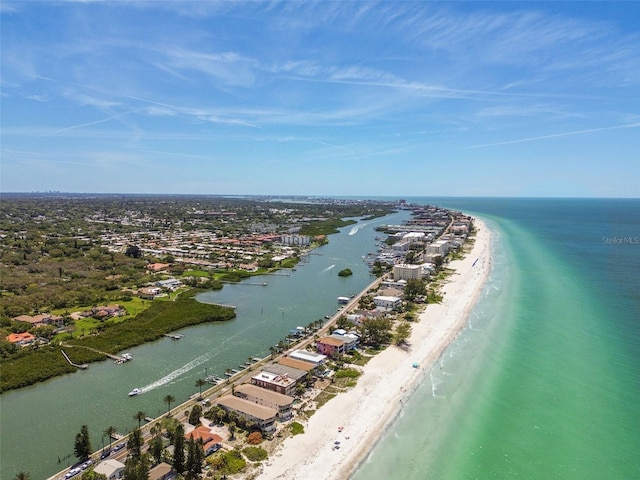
[351,198,640,480]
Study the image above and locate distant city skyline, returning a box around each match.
[1,1,639,198]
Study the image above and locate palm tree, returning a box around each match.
[195,378,206,398]
[134,410,146,429]
[163,394,175,416]
[13,472,31,480]
[104,426,117,450]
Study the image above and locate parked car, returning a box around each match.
[81,459,93,470]
[113,441,126,451]
[100,449,111,459]
[65,468,81,479]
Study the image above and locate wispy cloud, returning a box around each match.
[465,122,640,149]
[39,109,140,137]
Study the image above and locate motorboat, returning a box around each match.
[128,388,142,396]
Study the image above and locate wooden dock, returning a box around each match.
[61,349,88,370]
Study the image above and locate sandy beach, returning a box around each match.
[257,218,492,480]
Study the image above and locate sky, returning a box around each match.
[1,1,639,198]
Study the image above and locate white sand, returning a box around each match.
[257,219,492,480]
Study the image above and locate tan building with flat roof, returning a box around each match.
[278,356,316,372]
[234,384,294,420]
[215,395,277,433]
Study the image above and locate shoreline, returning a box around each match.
[257,218,492,480]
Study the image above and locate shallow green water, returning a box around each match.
[351,198,640,480]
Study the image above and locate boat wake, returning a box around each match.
[348,223,367,235]
[322,264,336,272]
[140,352,211,393]
[139,322,259,393]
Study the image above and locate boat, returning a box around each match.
[122,353,132,361]
[128,388,142,397]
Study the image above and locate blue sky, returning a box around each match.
[1,1,639,197]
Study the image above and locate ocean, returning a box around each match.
[351,198,640,480]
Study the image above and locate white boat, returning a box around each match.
[122,353,132,361]
[128,388,142,396]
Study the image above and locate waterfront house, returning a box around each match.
[262,363,308,383]
[184,425,223,455]
[329,330,359,351]
[345,313,364,325]
[289,349,327,365]
[155,278,182,291]
[13,313,64,327]
[251,370,297,396]
[278,356,317,372]
[148,462,175,480]
[373,295,402,310]
[6,332,36,346]
[94,459,125,480]
[234,383,294,420]
[138,286,161,299]
[215,395,277,433]
[316,336,347,356]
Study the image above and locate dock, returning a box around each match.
[207,302,237,309]
[61,349,89,370]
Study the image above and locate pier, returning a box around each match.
[61,349,89,370]
[206,302,237,309]
[61,343,128,363]
[221,281,267,286]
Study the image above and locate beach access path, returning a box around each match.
[257,218,492,480]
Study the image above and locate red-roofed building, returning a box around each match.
[185,425,223,455]
[6,332,36,346]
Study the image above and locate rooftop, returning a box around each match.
[216,395,277,421]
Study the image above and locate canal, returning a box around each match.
[0,209,410,480]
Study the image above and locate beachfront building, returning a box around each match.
[215,394,277,433]
[373,295,402,310]
[263,363,308,382]
[234,383,295,420]
[251,370,297,396]
[289,349,327,365]
[393,263,422,280]
[330,329,360,350]
[278,355,317,372]
[316,336,347,356]
[94,459,125,480]
[185,425,223,455]
[345,313,364,325]
[426,239,450,255]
